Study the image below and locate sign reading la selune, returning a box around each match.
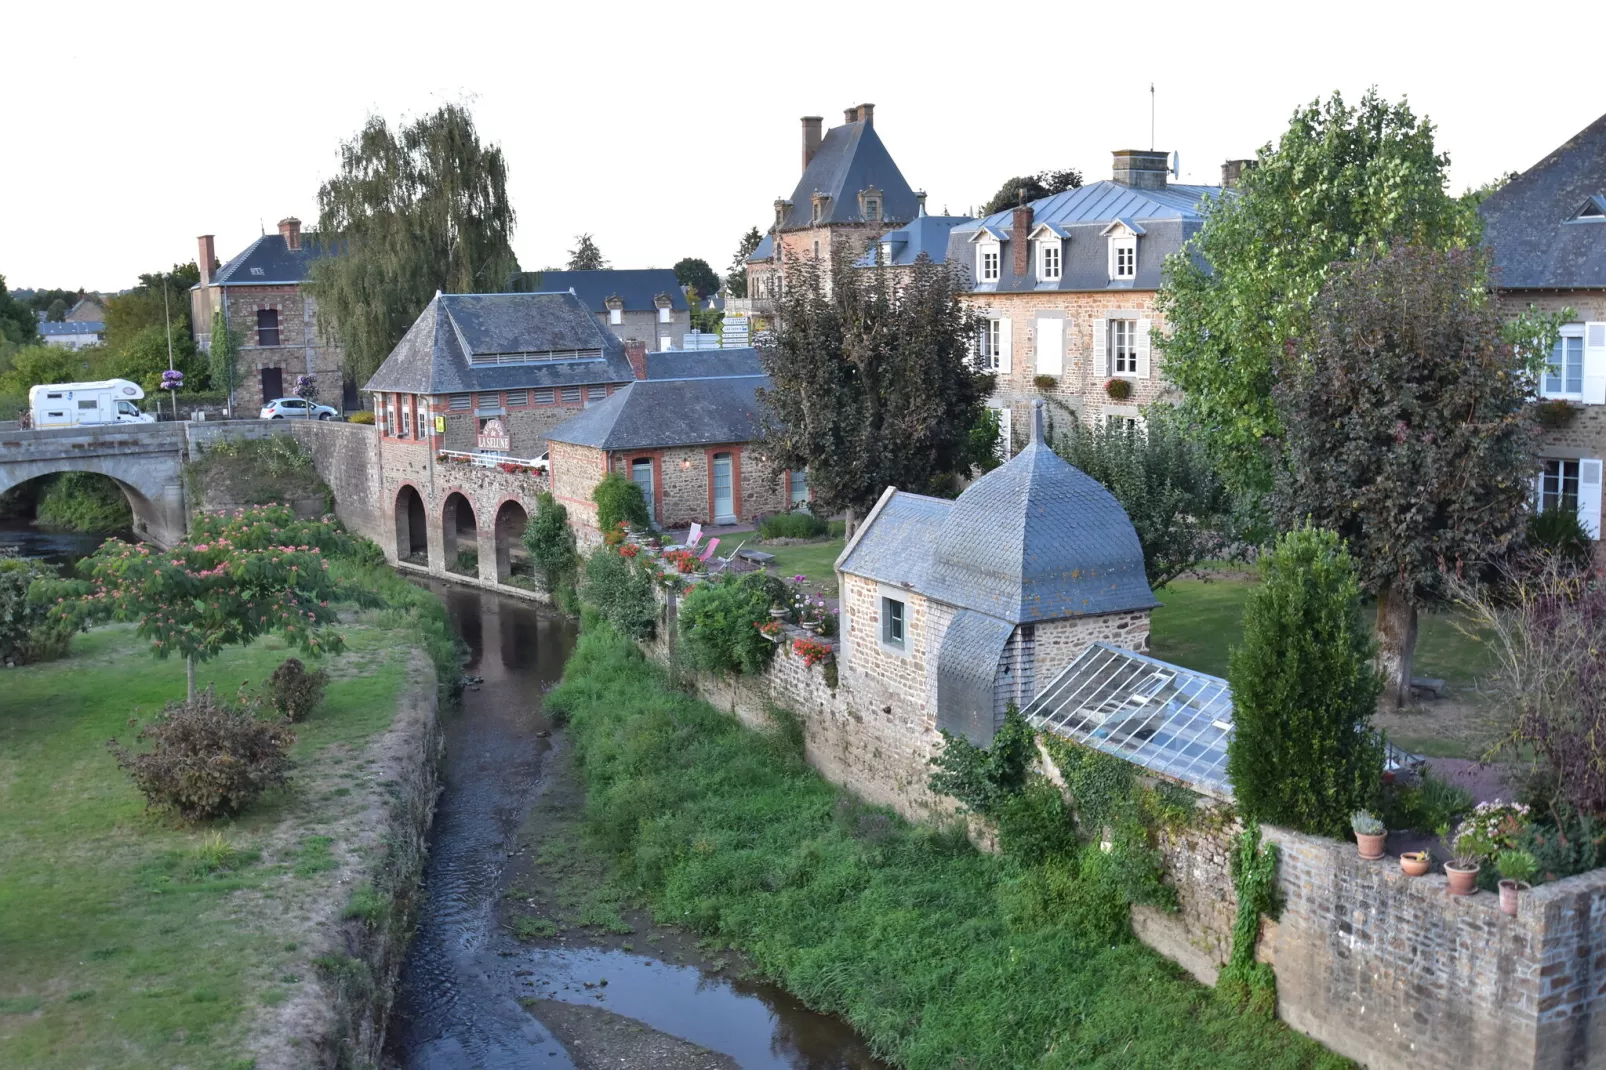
[477,417,510,452]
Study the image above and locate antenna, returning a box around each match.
[1150,83,1155,151]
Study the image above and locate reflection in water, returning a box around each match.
[0,519,126,571]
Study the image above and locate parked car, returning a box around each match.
[261,397,339,420]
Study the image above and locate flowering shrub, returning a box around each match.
[1451,801,1530,862]
[619,543,640,558]
[793,636,833,668]
[603,520,631,549]
[662,548,699,574]
[756,620,784,639]
[347,410,375,425]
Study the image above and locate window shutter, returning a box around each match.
[1579,458,1603,539]
[1136,319,1153,379]
[1036,317,1064,375]
[998,317,1013,374]
[1093,317,1108,377]
[1584,323,1606,405]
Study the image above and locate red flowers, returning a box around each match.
[792,637,833,667]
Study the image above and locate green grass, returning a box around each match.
[546,624,1349,1069]
[763,536,846,595]
[0,622,412,1069]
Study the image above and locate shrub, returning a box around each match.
[927,706,1036,816]
[678,573,776,675]
[593,473,650,532]
[523,492,577,593]
[758,510,829,540]
[0,550,71,665]
[1226,526,1384,837]
[108,688,295,822]
[579,548,657,639]
[968,408,1003,474]
[265,657,329,722]
[1526,508,1592,570]
[347,410,375,425]
[35,472,131,533]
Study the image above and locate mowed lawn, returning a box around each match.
[762,536,847,595]
[0,624,408,1070]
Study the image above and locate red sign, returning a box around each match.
[477,417,510,452]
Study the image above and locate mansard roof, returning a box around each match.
[1481,111,1606,290]
[859,213,976,267]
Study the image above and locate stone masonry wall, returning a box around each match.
[605,444,790,530]
[220,285,345,413]
[1032,611,1152,686]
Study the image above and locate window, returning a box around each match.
[475,392,498,411]
[561,386,582,404]
[506,389,528,407]
[449,393,472,411]
[1110,319,1137,374]
[789,469,808,507]
[813,240,820,258]
[658,306,671,324]
[399,397,411,437]
[77,399,97,410]
[1038,240,1061,281]
[865,197,879,220]
[609,307,622,325]
[1109,235,1136,279]
[1541,459,1581,515]
[978,319,1001,371]
[812,200,823,223]
[1106,413,1139,432]
[978,244,1000,282]
[1543,327,1585,399]
[880,243,894,265]
[415,407,427,438]
[882,596,906,649]
[256,308,280,346]
[534,388,555,404]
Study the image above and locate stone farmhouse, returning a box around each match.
[1482,111,1606,557]
[508,268,691,351]
[189,219,349,413]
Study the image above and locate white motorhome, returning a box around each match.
[28,379,156,428]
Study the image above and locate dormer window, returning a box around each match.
[880,242,895,265]
[605,295,623,325]
[1110,235,1136,279]
[811,192,830,223]
[1038,241,1061,281]
[979,244,1000,282]
[858,186,883,222]
[865,198,880,220]
[1569,195,1606,222]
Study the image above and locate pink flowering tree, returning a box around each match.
[40,505,357,699]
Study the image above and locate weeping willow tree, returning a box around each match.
[306,104,519,383]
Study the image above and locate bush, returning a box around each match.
[523,492,577,593]
[758,510,829,540]
[108,688,295,822]
[264,657,329,722]
[677,572,777,675]
[1527,508,1592,570]
[927,707,1036,816]
[593,473,650,532]
[579,548,657,639]
[35,472,131,533]
[346,410,375,425]
[0,550,71,665]
[1226,526,1384,837]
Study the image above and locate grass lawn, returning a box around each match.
[762,536,846,595]
[0,622,411,1070]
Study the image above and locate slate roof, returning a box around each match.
[545,373,768,451]
[1481,112,1606,290]
[205,233,338,287]
[746,233,775,264]
[946,180,1219,292]
[39,320,103,336]
[507,269,689,311]
[778,118,919,230]
[645,348,763,380]
[362,292,633,395]
[858,213,976,267]
[935,610,1018,746]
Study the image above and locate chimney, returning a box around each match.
[855,103,875,127]
[801,116,823,173]
[197,235,215,287]
[1012,202,1034,278]
[278,216,302,251]
[1220,159,1254,189]
[844,106,858,124]
[916,190,927,217]
[1111,150,1169,190]
[624,338,648,380]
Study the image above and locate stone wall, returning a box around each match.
[288,421,385,544]
[217,285,345,413]
[603,444,790,530]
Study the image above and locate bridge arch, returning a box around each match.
[394,483,428,562]
[441,490,478,571]
[492,497,529,583]
[0,459,183,547]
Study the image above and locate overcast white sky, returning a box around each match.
[3,0,1601,293]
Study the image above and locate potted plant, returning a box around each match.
[1496,849,1537,916]
[1440,823,1483,896]
[755,620,784,643]
[1351,810,1387,860]
[1399,850,1431,877]
[1104,377,1132,400]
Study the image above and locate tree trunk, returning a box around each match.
[842,507,858,543]
[186,655,197,703]
[1375,586,1418,709]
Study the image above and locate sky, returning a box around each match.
[4,0,1602,294]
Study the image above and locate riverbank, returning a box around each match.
[544,624,1351,1070]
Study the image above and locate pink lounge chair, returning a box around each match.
[697,537,720,564]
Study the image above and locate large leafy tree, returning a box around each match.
[0,275,40,349]
[673,257,720,301]
[1275,246,1536,707]
[101,263,204,390]
[756,251,991,529]
[306,104,518,383]
[725,227,764,298]
[567,234,607,270]
[1159,89,1478,503]
[979,168,1083,216]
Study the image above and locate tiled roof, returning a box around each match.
[545,374,768,451]
[645,348,763,380]
[361,292,633,395]
[39,320,102,336]
[859,214,976,267]
[746,233,775,264]
[779,119,919,230]
[207,233,338,287]
[935,610,1018,746]
[1481,111,1606,290]
[834,491,951,588]
[507,269,689,311]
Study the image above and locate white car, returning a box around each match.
[261,397,339,420]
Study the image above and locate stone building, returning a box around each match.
[189,219,348,413]
[508,268,691,350]
[546,347,792,538]
[836,400,1156,746]
[1482,111,1606,553]
[855,204,974,282]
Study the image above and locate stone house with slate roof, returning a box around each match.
[189,218,348,413]
[1481,112,1606,555]
[545,347,792,540]
[509,268,691,351]
[835,400,1156,747]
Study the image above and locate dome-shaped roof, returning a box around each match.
[923,401,1156,623]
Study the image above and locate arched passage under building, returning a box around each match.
[395,485,428,563]
[441,492,478,574]
[493,499,530,584]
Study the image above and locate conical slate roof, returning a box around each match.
[920,401,1157,623]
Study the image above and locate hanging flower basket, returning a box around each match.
[755,620,784,643]
[1535,399,1579,430]
[160,369,184,392]
[1104,377,1132,400]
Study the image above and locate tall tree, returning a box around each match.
[1159,89,1478,503]
[103,263,202,389]
[44,299,67,322]
[209,310,239,406]
[979,168,1083,216]
[1274,246,1536,707]
[673,257,720,301]
[756,251,991,529]
[567,234,607,270]
[0,276,40,349]
[725,227,764,298]
[306,104,518,383]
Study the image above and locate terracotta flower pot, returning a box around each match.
[1355,831,1386,860]
[1400,854,1430,878]
[1498,879,1529,916]
[1445,862,1480,896]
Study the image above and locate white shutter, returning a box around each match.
[1579,458,1603,539]
[1583,323,1606,405]
[995,405,1013,459]
[1036,317,1064,375]
[1136,319,1153,379]
[1093,317,1108,377]
[998,317,1013,374]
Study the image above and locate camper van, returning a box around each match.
[28,379,156,428]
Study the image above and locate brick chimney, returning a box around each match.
[278,217,302,251]
[801,116,823,173]
[844,106,858,124]
[1112,150,1169,190]
[624,338,648,380]
[1220,159,1254,189]
[1012,201,1034,278]
[197,235,215,287]
[855,103,875,127]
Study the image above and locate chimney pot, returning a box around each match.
[1220,159,1254,189]
[1011,204,1034,278]
[278,216,302,251]
[624,339,648,380]
[197,235,216,288]
[1111,150,1169,191]
[801,115,823,174]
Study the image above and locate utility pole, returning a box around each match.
[163,279,177,422]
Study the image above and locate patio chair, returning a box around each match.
[697,537,720,564]
[686,522,703,548]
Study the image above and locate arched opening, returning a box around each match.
[493,499,530,585]
[0,470,143,564]
[394,485,428,563]
[442,492,478,576]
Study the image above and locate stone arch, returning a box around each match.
[394,483,428,562]
[441,490,478,573]
[0,463,177,547]
[492,497,530,584]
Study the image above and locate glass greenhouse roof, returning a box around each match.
[1022,643,1235,799]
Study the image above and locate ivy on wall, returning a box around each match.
[1218,820,1281,1017]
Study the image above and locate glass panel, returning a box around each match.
[712,454,733,518]
[631,459,655,524]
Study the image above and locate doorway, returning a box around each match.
[711,453,734,524]
[630,458,655,525]
[260,367,284,404]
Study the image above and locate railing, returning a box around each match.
[436,449,547,474]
